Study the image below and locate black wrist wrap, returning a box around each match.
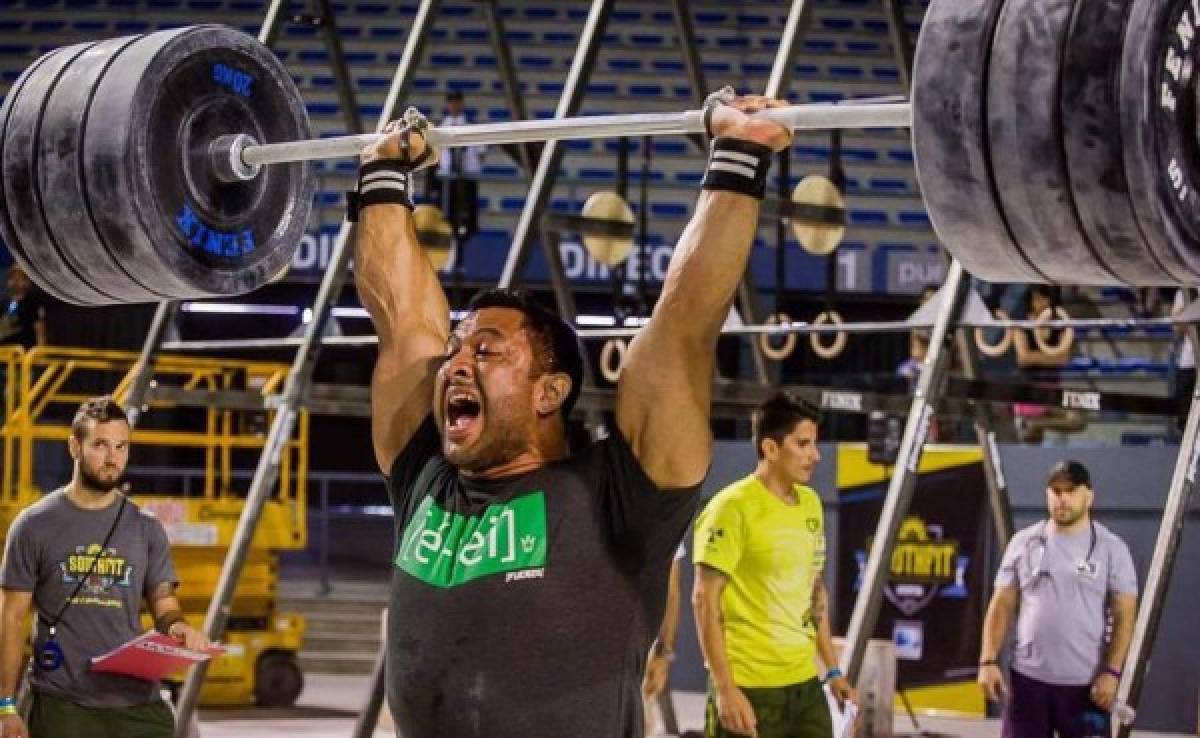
[700,137,774,199]
[346,159,415,221]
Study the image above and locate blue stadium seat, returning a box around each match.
[794,145,831,161]
[543,31,576,44]
[458,28,487,42]
[651,203,689,218]
[0,19,24,31]
[868,177,909,194]
[702,61,733,74]
[507,31,535,43]
[524,5,556,19]
[849,210,889,226]
[741,62,771,75]
[673,85,692,97]
[538,82,564,95]
[717,36,750,49]
[441,4,474,17]
[846,41,881,53]
[566,6,588,20]
[578,168,615,182]
[431,53,465,65]
[888,148,915,164]
[631,33,666,46]
[115,20,151,32]
[487,108,511,121]
[369,26,404,39]
[794,63,820,77]
[842,147,878,162]
[316,192,342,206]
[356,76,391,90]
[872,66,901,82]
[482,164,519,179]
[696,11,727,23]
[564,140,593,153]
[898,211,931,228]
[652,141,687,156]
[804,39,837,53]
[629,170,666,183]
[652,60,684,73]
[306,102,340,116]
[297,49,328,63]
[518,54,553,69]
[607,58,641,72]
[862,19,889,33]
[612,9,642,22]
[829,64,864,79]
[587,82,618,95]
[675,171,703,185]
[737,13,771,25]
[413,78,437,91]
[809,91,843,103]
[354,2,388,13]
[650,11,673,23]
[629,84,663,97]
[820,17,855,31]
[31,19,66,31]
[285,25,318,38]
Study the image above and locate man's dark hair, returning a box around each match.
[1048,459,1091,489]
[751,391,821,459]
[466,289,584,418]
[446,90,464,102]
[71,395,129,441]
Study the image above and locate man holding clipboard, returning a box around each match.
[0,397,210,738]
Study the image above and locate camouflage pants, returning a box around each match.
[705,677,833,738]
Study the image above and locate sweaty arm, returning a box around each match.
[617,98,793,489]
[355,130,451,473]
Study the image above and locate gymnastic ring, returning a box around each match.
[599,338,627,382]
[809,311,848,359]
[758,313,797,361]
[1033,306,1074,355]
[974,308,1013,358]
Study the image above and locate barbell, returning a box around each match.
[2,1,1200,307]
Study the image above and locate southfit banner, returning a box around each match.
[835,446,990,692]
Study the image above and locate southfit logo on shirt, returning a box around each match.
[396,492,548,588]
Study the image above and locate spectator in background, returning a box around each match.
[896,284,939,385]
[1013,285,1086,443]
[1172,289,1195,433]
[0,266,46,349]
[430,90,486,245]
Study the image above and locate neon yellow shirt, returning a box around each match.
[693,474,826,687]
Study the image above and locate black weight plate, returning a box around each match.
[39,35,175,303]
[1120,0,1200,284]
[2,42,119,305]
[0,49,60,292]
[84,25,314,300]
[986,0,1121,285]
[1060,0,1190,285]
[911,0,1048,284]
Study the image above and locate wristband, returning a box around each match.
[0,697,14,708]
[1103,666,1122,679]
[822,667,844,684]
[979,659,999,667]
[346,160,415,221]
[701,137,773,199]
[0,706,15,717]
[155,610,186,636]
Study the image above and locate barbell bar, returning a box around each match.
[217,101,913,180]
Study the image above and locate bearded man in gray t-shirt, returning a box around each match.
[0,396,210,738]
[978,460,1138,738]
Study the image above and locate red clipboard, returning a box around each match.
[90,631,225,681]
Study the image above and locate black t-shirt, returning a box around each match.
[0,292,44,349]
[386,417,700,738]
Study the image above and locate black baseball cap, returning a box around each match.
[1047,460,1091,488]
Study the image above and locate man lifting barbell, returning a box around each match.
[350,92,792,738]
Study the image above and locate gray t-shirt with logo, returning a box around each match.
[996,520,1138,686]
[0,489,177,707]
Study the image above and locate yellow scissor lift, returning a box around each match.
[0,345,309,707]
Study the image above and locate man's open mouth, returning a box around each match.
[446,391,482,437]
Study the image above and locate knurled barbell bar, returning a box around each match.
[4,0,1200,308]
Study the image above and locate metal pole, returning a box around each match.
[480,0,538,173]
[120,301,177,426]
[314,0,364,135]
[497,0,614,288]
[351,650,388,738]
[880,0,914,94]
[955,323,1015,543]
[667,0,709,152]
[172,0,441,731]
[1115,346,1200,736]
[840,259,971,681]
[234,103,913,171]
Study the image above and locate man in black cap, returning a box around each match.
[978,461,1138,737]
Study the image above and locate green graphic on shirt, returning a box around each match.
[395,492,548,588]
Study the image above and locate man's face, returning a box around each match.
[447,97,464,115]
[70,419,130,493]
[1046,477,1092,527]
[765,419,821,485]
[434,307,544,472]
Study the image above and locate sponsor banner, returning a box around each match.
[836,457,990,686]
